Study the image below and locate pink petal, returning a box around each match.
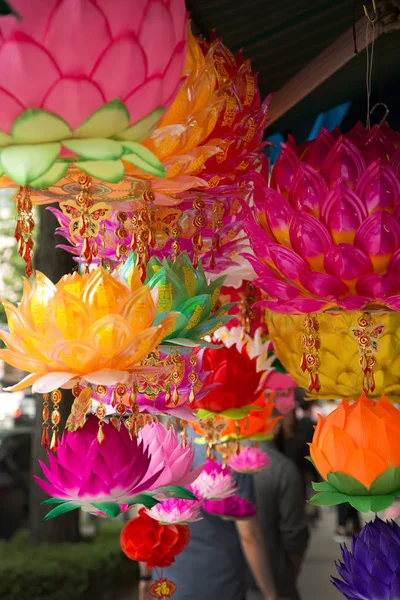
[380,122,400,149]
[170,0,187,41]
[392,147,400,177]
[299,271,349,300]
[337,296,371,311]
[92,35,146,100]
[358,125,394,166]
[324,243,373,288]
[269,244,310,281]
[0,35,59,109]
[33,474,66,499]
[42,78,105,130]
[241,252,276,278]
[3,1,58,42]
[354,211,400,274]
[287,298,328,313]
[356,273,400,299]
[346,122,367,147]
[139,0,176,74]
[321,185,367,244]
[355,160,400,215]
[95,0,146,37]
[0,88,24,133]
[302,127,335,172]
[161,42,186,102]
[253,277,303,301]
[270,142,299,200]
[264,189,294,247]
[322,136,366,190]
[388,249,400,276]
[44,0,111,75]
[124,75,162,125]
[289,163,328,218]
[289,212,332,270]
[385,296,400,310]
[243,221,273,262]
[254,299,300,314]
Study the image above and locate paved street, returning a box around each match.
[297,507,342,600]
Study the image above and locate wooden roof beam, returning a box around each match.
[267,0,400,126]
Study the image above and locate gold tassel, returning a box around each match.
[50,389,62,452]
[41,393,49,447]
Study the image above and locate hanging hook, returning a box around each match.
[363,0,377,24]
[369,102,390,126]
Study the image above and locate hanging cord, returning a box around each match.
[364,0,377,129]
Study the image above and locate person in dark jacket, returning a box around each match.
[248,416,310,600]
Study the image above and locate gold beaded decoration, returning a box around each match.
[192,197,206,268]
[50,389,62,452]
[95,384,108,444]
[188,352,198,406]
[15,185,35,277]
[350,312,384,394]
[300,314,321,393]
[115,212,129,262]
[41,393,50,447]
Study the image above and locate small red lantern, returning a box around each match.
[120,508,190,568]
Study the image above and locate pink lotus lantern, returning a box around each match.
[245,124,400,399]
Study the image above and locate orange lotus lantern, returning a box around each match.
[309,395,400,512]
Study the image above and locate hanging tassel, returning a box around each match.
[301,314,322,393]
[41,393,50,447]
[50,389,62,452]
[350,313,384,395]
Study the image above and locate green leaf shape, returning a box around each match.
[247,433,274,442]
[369,467,400,496]
[178,295,211,331]
[122,141,165,178]
[41,497,71,505]
[217,407,253,420]
[1,143,61,185]
[114,107,165,142]
[369,495,396,513]
[11,109,71,144]
[171,252,198,297]
[74,99,130,139]
[161,337,204,348]
[211,303,236,320]
[30,161,69,188]
[155,486,198,501]
[62,138,124,160]
[194,260,208,294]
[308,491,347,507]
[271,357,286,373]
[327,472,369,496]
[312,481,334,493]
[77,159,124,183]
[0,130,13,147]
[126,493,160,508]
[91,502,121,518]
[148,263,189,312]
[42,502,81,522]
[186,315,233,340]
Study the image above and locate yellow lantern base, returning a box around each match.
[266,310,400,402]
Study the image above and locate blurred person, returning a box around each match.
[248,414,310,600]
[139,434,278,600]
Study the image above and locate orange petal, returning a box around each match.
[120,286,156,335]
[80,268,129,319]
[376,419,400,468]
[312,413,325,446]
[309,443,332,480]
[343,448,387,488]
[376,395,400,425]
[321,426,357,473]
[0,349,44,372]
[319,401,347,446]
[343,398,380,448]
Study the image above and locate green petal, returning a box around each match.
[186,315,233,340]
[41,497,70,505]
[312,481,335,492]
[369,495,395,513]
[11,109,72,143]
[156,486,198,501]
[348,496,373,513]
[0,130,13,147]
[77,159,124,183]
[126,493,160,508]
[327,471,369,496]
[62,138,124,160]
[74,99,130,138]
[114,108,165,142]
[218,407,251,420]
[195,409,215,420]
[30,161,69,188]
[369,467,400,496]
[91,502,121,518]
[308,491,347,506]
[42,501,81,521]
[122,142,165,178]
[1,143,60,186]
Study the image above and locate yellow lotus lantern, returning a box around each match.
[0,267,176,446]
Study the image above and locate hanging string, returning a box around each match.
[364,0,377,129]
